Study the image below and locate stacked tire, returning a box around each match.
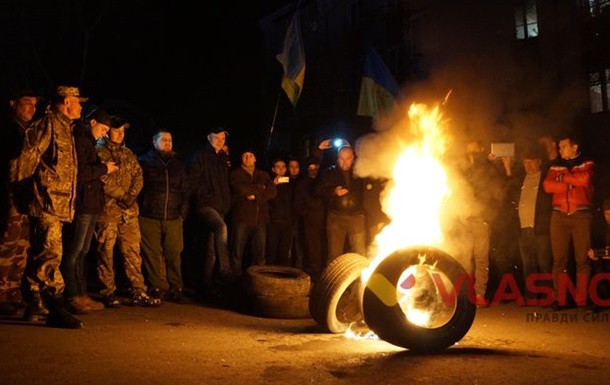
[308,253,370,333]
[245,265,312,319]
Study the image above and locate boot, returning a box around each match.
[81,295,105,311]
[45,295,83,329]
[66,296,92,315]
[22,292,49,322]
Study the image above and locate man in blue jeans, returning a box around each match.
[61,109,118,314]
[187,127,232,297]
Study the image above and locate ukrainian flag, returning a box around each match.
[276,14,306,107]
[357,46,400,118]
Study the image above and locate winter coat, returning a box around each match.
[138,149,189,221]
[73,123,108,214]
[187,143,231,215]
[96,138,143,220]
[28,110,77,222]
[543,154,595,214]
[229,166,277,226]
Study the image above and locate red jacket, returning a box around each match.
[543,155,595,214]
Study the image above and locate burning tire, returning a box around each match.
[309,253,370,333]
[362,245,476,352]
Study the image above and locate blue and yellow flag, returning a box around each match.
[357,46,400,118]
[276,14,306,107]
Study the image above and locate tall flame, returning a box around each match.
[363,103,450,282]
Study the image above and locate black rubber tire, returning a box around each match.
[309,253,370,333]
[245,265,311,298]
[251,295,311,319]
[362,245,476,352]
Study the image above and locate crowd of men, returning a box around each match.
[0,86,388,329]
[1,85,609,330]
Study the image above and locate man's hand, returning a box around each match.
[106,161,119,174]
[335,186,348,197]
[117,194,137,210]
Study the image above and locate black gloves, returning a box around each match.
[117,194,137,210]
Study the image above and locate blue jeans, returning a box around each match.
[230,223,266,276]
[198,207,231,288]
[519,227,552,297]
[61,213,98,298]
[326,212,366,264]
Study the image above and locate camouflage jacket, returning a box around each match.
[96,138,143,220]
[28,110,77,222]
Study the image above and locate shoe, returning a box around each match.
[102,294,121,309]
[475,295,489,308]
[66,296,92,315]
[81,295,105,311]
[149,288,164,300]
[125,290,161,308]
[46,307,83,329]
[166,289,189,304]
[22,293,49,321]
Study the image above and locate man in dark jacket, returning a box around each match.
[61,109,117,314]
[316,146,367,264]
[294,155,326,280]
[138,129,190,303]
[187,127,232,296]
[229,149,277,277]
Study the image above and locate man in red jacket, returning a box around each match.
[543,134,596,310]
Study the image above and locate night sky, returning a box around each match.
[1,0,290,158]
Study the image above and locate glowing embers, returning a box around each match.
[396,258,456,328]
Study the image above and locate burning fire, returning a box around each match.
[363,103,450,282]
[348,102,454,336]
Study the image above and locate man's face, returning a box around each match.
[91,120,110,140]
[307,163,319,179]
[10,96,37,124]
[558,139,578,160]
[154,132,173,153]
[108,126,126,144]
[208,132,226,152]
[65,96,83,120]
[272,160,287,176]
[241,152,256,167]
[288,160,300,177]
[337,147,354,171]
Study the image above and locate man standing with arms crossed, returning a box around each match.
[543,134,596,310]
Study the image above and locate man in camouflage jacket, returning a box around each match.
[23,86,87,329]
[95,117,160,308]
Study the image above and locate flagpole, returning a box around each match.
[266,90,282,153]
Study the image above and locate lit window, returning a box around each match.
[589,69,610,113]
[515,0,538,40]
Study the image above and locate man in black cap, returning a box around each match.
[0,89,40,316]
[61,108,118,315]
[186,127,233,298]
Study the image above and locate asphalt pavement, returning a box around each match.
[1,295,609,385]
